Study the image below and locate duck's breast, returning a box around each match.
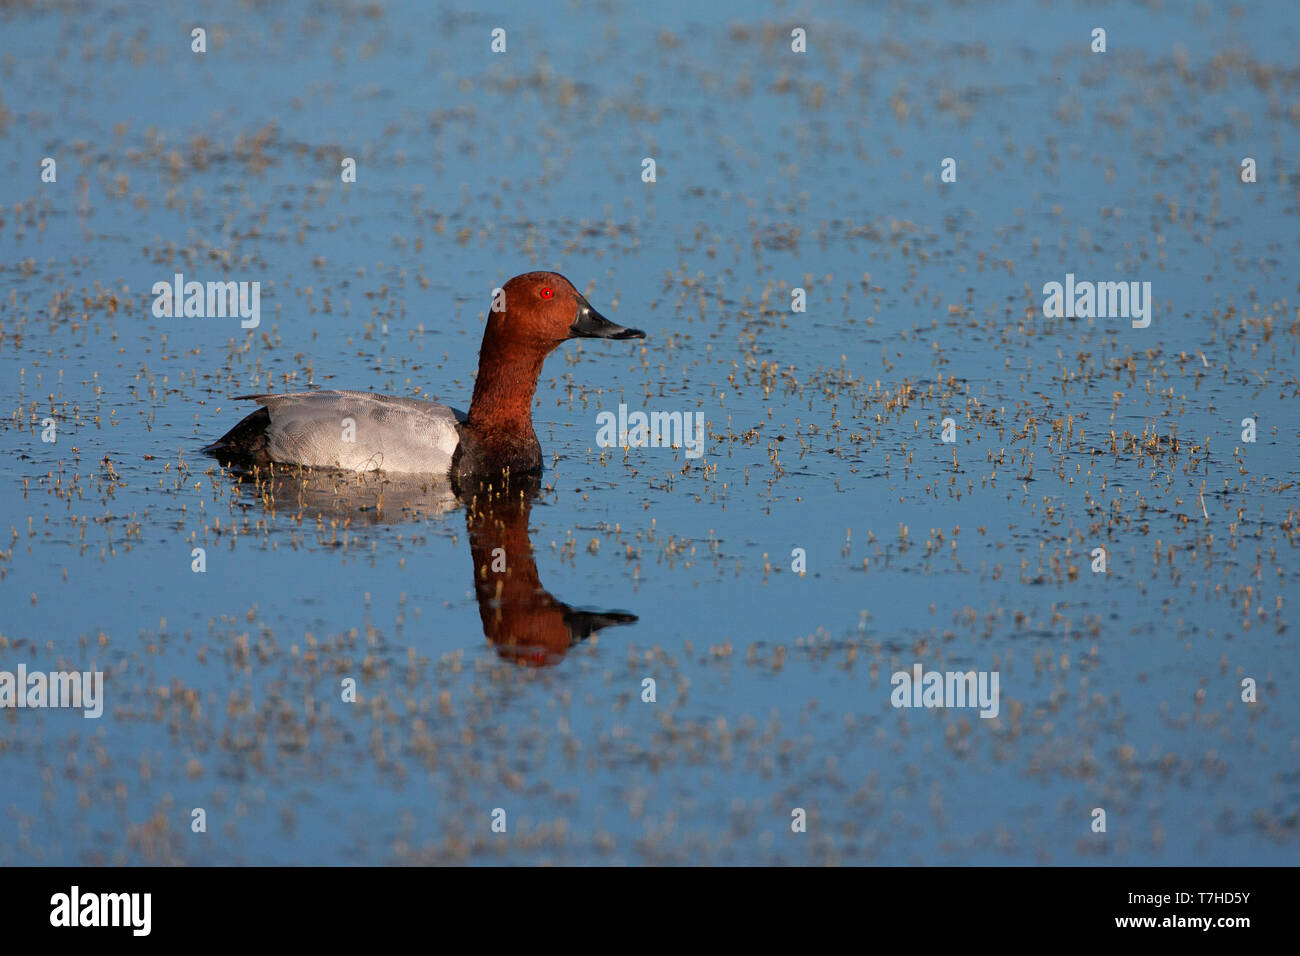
[252,390,464,474]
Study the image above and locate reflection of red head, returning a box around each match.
[465,484,635,667]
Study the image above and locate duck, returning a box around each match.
[202,271,644,485]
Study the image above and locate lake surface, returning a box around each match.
[0,0,1297,864]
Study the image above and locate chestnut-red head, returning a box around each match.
[488,271,644,349]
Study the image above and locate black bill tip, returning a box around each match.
[602,324,646,340]
[570,297,646,340]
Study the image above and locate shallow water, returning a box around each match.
[1,0,1297,864]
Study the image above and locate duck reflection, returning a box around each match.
[220,465,635,665]
[460,475,637,666]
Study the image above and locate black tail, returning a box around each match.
[202,406,272,466]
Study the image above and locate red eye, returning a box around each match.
[540,288,553,298]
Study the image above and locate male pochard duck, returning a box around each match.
[203,271,644,483]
